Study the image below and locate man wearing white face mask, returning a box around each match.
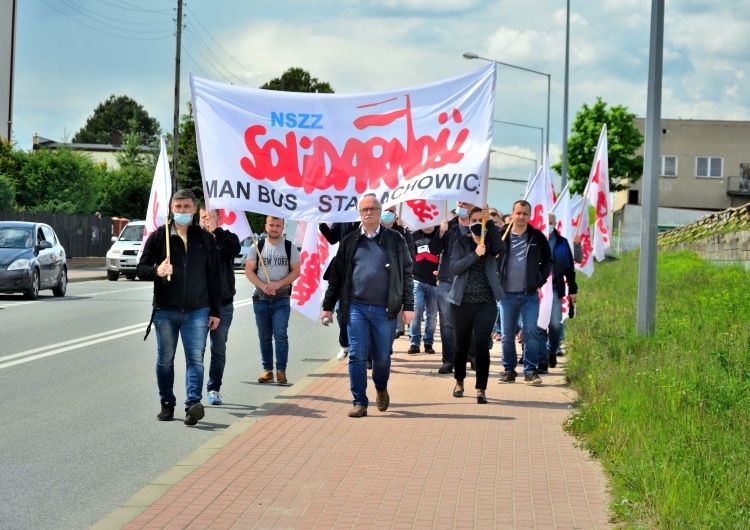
[429,201,475,374]
[381,206,416,343]
[138,190,222,426]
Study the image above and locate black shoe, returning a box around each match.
[476,390,487,404]
[556,347,564,357]
[537,363,549,375]
[438,362,454,374]
[366,359,373,370]
[157,403,174,421]
[407,344,420,354]
[498,370,517,383]
[548,349,557,368]
[424,345,436,354]
[184,402,205,426]
[395,331,405,339]
[453,381,464,398]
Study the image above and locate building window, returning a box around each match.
[628,189,639,205]
[661,155,677,177]
[696,156,723,178]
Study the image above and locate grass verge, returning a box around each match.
[564,250,750,528]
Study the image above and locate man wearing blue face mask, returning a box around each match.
[138,189,222,426]
[429,201,475,374]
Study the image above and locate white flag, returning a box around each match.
[398,199,447,231]
[524,166,552,329]
[572,196,594,278]
[217,209,252,242]
[291,224,334,321]
[138,137,172,261]
[585,124,611,261]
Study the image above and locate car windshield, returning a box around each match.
[240,237,254,247]
[0,227,34,249]
[119,225,144,242]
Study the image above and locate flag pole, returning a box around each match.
[164,216,171,282]
[444,201,448,221]
[251,234,271,283]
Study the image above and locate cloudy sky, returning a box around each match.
[10,0,750,212]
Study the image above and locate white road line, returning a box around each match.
[0,285,153,309]
[0,299,254,370]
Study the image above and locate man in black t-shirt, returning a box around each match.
[407,225,440,355]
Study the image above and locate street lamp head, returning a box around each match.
[463,52,480,60]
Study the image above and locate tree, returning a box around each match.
[553,97,644,194]
[0,138,21,210]
[260,67,334,93]
[72,95,161,145]
[176,102,203,197]
[16,147,105,214]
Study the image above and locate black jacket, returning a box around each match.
[137,223,222,318]
[449,223,505,304]
[549,229,578,298]
[212,227,241,304]
[322,227,414,322]
[429,217,462,282]
[498,224,553,293]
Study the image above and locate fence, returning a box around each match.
[0,210,114,257]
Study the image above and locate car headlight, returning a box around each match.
[8,259,31,271]
[109,248,121,255]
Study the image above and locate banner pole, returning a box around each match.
[252,234,271,283]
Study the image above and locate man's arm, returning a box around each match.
[213,227,241,259]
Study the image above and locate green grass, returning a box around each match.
[564,250,750,528]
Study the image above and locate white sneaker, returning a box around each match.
[337,347,350,361]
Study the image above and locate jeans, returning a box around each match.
[545,290,564,355]
[436,280,455,363]
[493,301,503,335]
[207,303,234,392]
[347,302,397,407]
[409,280,438,346]
[153,307,209,407]
[499,292,542,375]
[253,297,291,371]
[452,302,497,390]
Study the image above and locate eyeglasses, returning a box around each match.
[490,213,499,217]
[359,207,382,214]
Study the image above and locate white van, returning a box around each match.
[106,220,145,281]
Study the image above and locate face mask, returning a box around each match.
[173,212,193,226]
[380,211,396,224]
[456,207,469,218]
[549,226,555,235]
[470,222,483,237]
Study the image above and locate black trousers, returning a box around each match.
[451,302,498,390]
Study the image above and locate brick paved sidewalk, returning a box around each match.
[96,338,612,529]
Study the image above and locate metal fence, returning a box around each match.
[0,210,114,257]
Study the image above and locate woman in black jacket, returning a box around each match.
[448,207,505,403]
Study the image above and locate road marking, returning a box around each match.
[0,299,254,370]
[0,285,153,309]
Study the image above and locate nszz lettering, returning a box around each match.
[270,112,324,130]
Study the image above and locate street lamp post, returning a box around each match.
[493,119,544,170]
[464,52,551,161]
[490,148,538,173]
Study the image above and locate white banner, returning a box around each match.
[190,64,496,222]
[138,137,172,261]
[290,224,334,321]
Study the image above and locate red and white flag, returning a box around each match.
[572,196,594,277]
[138,137,172,261]
[551,185,573,254]
[217,209,252,242]
[398,199,446,232]
[524,167,553,329]
[291,223,334,321]
[585,124,611,261]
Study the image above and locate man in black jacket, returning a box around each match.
[497,200,553,386]
[138,190,222,426]
[321,195,415,418]
[199,207,241,405]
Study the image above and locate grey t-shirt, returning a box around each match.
[504,232,528,292]
[248,240,301,300]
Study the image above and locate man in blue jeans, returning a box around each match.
[321,195,415,418]
[497,200,553,385]
[138,189,222,426]
[245,216,300,385]
[199,207,241,405]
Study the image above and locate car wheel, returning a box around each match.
[24,269,40,300]
[53,266,67,297]
[125,274,136,281]
[107,270,119,281]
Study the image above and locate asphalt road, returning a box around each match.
[0,276,336,530]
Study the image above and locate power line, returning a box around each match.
[182,31,235,85]
[95,0,173,14]
[183,26,248,86]
[56,0,173,33]
[66,0,173,24]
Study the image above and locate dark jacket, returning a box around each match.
[319,221,359,245]
[549,230,578,298]
[429,216,462,282]
[498,224,553,293]
[449,223,505,304]
[322,227,415,322]
[137,222,222,318]
[211,227,241,305]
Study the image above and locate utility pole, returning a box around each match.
[171,0,183,191]
[561,0,570,189]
